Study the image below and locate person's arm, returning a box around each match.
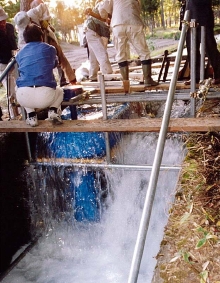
[7,24,18,51]
[84,8,106,22]
[98,0,113,20]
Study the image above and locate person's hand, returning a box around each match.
[85,8,92,15]
[40,20,49,29]
[70,78,77,85]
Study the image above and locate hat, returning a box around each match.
[14,11,30,28]
[30,0,44,9]
[0,6,8,21]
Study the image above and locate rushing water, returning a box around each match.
[2,132,185,283]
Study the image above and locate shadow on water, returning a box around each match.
[0,133,33,274]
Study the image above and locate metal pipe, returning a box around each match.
[21,107,32,162]
[32,161,181,171]
[0,57,16,83]
[99,73,111,163]
[200,26,205,81]
[127,10,190,283]
[0,57,32,161]
[190,19,197,117]
[62,90,220,105]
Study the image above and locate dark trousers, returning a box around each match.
[186,26,220,81]
[0,106,2,120]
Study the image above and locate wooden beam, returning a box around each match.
[0,117,220,133]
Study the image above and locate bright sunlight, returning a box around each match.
[49,0,83,8]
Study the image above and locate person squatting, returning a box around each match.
[15,23,63,127]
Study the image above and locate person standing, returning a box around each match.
[184,0,220,85]
[98,0,158,88]
[0,6,18,119]
[84,0,113,81]
[15,23,63,127]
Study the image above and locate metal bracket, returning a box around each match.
[189,20,198,28]
[190,91,197,98]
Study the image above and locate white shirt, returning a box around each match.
[98,0,144,28]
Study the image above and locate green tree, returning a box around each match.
[140,0,160,34]
[0,0,20,22]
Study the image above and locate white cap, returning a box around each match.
[0,6,8,21]
[14,11,30,28]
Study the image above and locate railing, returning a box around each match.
[0,57,32,161]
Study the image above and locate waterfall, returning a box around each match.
[2,132,185,283]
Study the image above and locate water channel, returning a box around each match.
[2,130,185,283]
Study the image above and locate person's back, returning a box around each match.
[106,0,143,27]
[16,23,64,127]
[16,41,57,89]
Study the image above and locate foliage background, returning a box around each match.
[1,0,220,43]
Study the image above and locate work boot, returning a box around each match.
[119,65,129,80]
[142,60,158,87]
[119,62,130,93]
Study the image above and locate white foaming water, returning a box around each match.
[3,133,185,283]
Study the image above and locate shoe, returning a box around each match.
[48,110,63,125]
[60,81,69,87]
[144,78,159,87]
[212,78,220,85]
[26,116,38,127]
[184,79,191,85]
[184,79,200,85]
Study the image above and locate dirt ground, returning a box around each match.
[60,38,179,70]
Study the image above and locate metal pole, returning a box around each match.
[33,161,181,171]
[0,57,16,83]
[190,19,197,117]
[99,73,111,163]
[200,26,205,81]
[127,10,190,283]
[1,58,32,161]
[21,107,32,162]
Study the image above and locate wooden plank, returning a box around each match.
[0,117,220,133]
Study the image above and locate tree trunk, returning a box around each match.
[160,0,166,29]
[20,0,32,11]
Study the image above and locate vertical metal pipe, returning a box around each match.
[6,73,11,118]
[21,107,32,162]
[99,73,111,163]
[190,19,197,117]
[127,10,190,283]
[200,26,205,81]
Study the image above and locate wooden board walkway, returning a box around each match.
[1,117,220,133]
